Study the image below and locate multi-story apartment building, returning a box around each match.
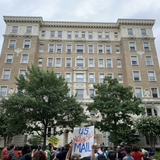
[0,16,160,147]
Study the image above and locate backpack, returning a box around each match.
[97,152,107,160]
[15,153,28,160]
[4,151,11,160]
[120,150,126,160]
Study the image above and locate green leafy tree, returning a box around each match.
[27,135,43,147]
[1,65,88,149]
[136,116,160,150]
[87,76,144,146]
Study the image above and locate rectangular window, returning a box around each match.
[9,40,16,48]
[141,29,146,35]
[68,31,72,38]
[98,32,102,38]
[58,31,62,38]
[88,32,92,39]
[105,32,109,38]
[76,74,83,82]
[129,42,135,50]
[57,44,62,53]
[48,58,53,67]
[49,44,54,52]
[128,29,133,35]
[76,89,83,99]
[21,54,28,63]
[26,26,32,33]
[76,59,83,67]
[99,74,104,83]
[6,54,13,63]
[107,59,112,68]
[147,109,152,116]
[12,26,18,33]
[88,45,93,53]
[98,45,103,53]
[90,89,94,99]
[56,73,60,78]
[41,31,45,37]
[24,40,30,49]
[143,42,150,51]
[0,86,7,97]
[76,45,84,53]
[75,31,78,38]
[118,74,123,82]
[131,56,138,65]
[50,31,55,37]
[89,73,94,83]
[107,73,113,78]
[56,58,61,67]
[3,70,10,79]
[99,59,104,67]
[89,59,94,67]
[67,45,71,53]
[116,46,120,52]
[106,45,111,53]
[151,88,158,98]
[133,71,140,81]
[148,71,155,81]
[135,88,142,98]
[38,58,43,66]
[82,32,85,38]
[40,44,44,51]
[67,90,70,97]
[66,58,71,67]
[19,70,26,78]
[66,73,71,82]
[117,59,121,67]
[114,32,118,38]
[146,56,153,65]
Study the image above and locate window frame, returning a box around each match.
[76,45,84,53]
[48,44,54,53]
[58,31,62,38]
[98,59,104,68]
[88,32,93,39]
[118,74,123,83]
[98,32,102,39]
[0,86,8,97]
[114,32,118,38]
[12,26,18,33]
[55,58,62,67]
[38,58,43,66]
[128,28,133,35]
[75,31,79,38]
[150,87,159,98]
[65,73,72,82]
[129,42,136,51]
[141,29,147,36]
[82,32,85,38]
[21,54,29,64]
[143,42,150,51]
[47,58,54,67]
[56,44,62,53]
[66,44,72,53]
[99,73,105,83]
[2,69,11,80]
[39,44,44,52]
[76,89,84,99]
[107,73,114,79]
[98,45,104,54]
[88,73,95,83]
[105,32,109,38]
[50,31,55,37]
[8,40,16,49]
[41,31,45,37]
[88,58,94,68]
[131,56,139,65]
[132,71,141,81]
[76,73,84,82]
[5,54,14,63]
[135,87,143,98]
[67,31,72,39]
[89,89,95,99]
[19,69,27,79]
[116,45,120,53]
[117,59,121,68]
[88,45,94,54]
[106,45,112,54]
[26,26,32,33]
[23,40,31,49]
[65,58,72,67]
[76,59,84,67]
[148,71,156,81]
[145,56,153,66]
[106,59,113,68]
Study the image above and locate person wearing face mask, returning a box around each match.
[1,144,10,160]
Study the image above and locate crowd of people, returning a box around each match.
[0,142,155,160]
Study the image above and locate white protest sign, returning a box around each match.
[72,126,94,157]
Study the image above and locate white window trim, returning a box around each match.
[65,57,72,67]
[99,73,105,83]
[141,28,147,36]
[23,40,31,49]
[116,45,120,54]
[66,44,72,53]
[67,89,71,97]
[1,69,11,80]
[128,41,136,51]
[118,73,123,83]
[47,57,54,67]
[130,55,139,65]
[39,44,44,52]
[147,70,156,82]
[11,26,18,33]
[105,45,112,54]
[107,73,114,78]
[98,58,105,68]
[19,69,27,79]
[117,59,122,68]
[8,39,16,49]
[38,58,43,67]
[67,31,72,39]
[75,57,85,67]
[143,41,151,51]
[88,44,94,54]
[88,72,95,83]
[132,70,141,81]
[88,58,94,68]
[105,32,110,38]
[114,32,118,38]
[134,86,143,98]
[56,72,61,78]
[88,32,93,39]
[106,58,113,68]
[50,31,55,37]
[145,56,154,66]
[97,45,104,54]
[26,26,32,34]
[5,54,14,64]
[65,72,72,83]
[0,85,8,97]
[76,73,84,83]
[89,89,95,99]
[57,31,62,38]
[55,57,62,67]
[98,32,102,39]
[127,28,134,35]
[75,31,79,38]
[150,87,159,98]
[48,44,54,53]
[56,44,62,53]
[76,44,84,54]
[20,54,29,64]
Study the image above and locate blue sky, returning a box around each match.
[0,0,160,65]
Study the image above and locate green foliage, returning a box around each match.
[154,151,160,160]
[27,135,43,147]
[1,65,88,149]
[87,76,144,146]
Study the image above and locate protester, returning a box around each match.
[94,145,107,160]
[33,151,47,160]
[45,146,54,160]
[108,147,116,160]
[123,146,134,160]
[142,150,150,160]
[1,144,10,160]
[148,147,154,160]
[53,143,70,160]
[53,147,61,158]
[132,145,143,160]
[118,142,127,160]
[10,144,15,160]
[19,144,32,160]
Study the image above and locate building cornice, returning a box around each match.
[121,37,155,41]
[3,34,39,38]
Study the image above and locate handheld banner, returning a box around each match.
[48,135,60,146]
[72,126,94,157]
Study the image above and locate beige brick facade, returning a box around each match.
[0,16,160,147]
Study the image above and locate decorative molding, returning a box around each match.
[14,48,23,56]
[121,37,155,41]
[137,50,145,58]
[68,84,72,88]
[73,67,87,71]
[3,34,38,39]
[144,89,151,98]
[8,88,15,95]
[88,84,94,89]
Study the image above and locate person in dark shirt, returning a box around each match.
[118,142,127,160]
[142,150,150,160]
[21,144,32,160]
[108,147,116,160]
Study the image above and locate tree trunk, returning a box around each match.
[114,113,117,147]
[43,124,47,150]
[4,136,6,147]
